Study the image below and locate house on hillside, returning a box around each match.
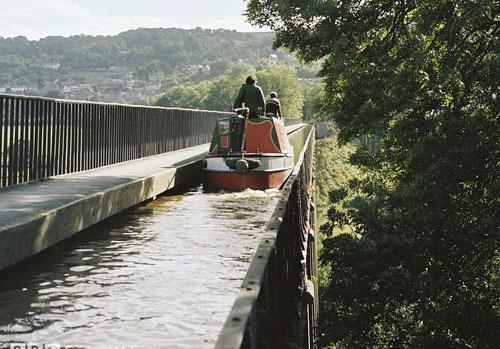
[42,81,63,95]
[144,83,161,93]
[42,62,60,70]
[11,87,29,94]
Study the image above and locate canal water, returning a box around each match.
[0,126,310,349]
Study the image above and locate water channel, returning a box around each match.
[0,126,311,349]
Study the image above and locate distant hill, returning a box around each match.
[0,28,305,85]
[0,27,320,103]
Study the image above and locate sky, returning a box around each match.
[0,0,267,40]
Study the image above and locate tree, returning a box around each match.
[43,90,64,99]
[204,74,247,111]
[301,81,329,121]
[257,67,304,117]
[153,81,211,109]
[154,68,305,116]
[247,0,500,347]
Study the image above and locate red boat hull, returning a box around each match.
[205,170,291,191]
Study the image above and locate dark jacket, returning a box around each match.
[233,83,266,116]
[265,97,282,118]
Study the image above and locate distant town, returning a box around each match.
[0,64,164,104]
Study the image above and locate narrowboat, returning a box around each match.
[202,108,294,191]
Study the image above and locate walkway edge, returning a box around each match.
[0,159,202,272]
[0,123,307,272]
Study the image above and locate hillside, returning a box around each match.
[0,27,317,104]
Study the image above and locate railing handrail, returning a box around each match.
[0,94,233,187]
[0,94,307,120]
[0,93,233,115]
[215,125,317,348]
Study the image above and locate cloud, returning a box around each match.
[0,0,266,40]
[0,0,188,39]
[1,0,96,38]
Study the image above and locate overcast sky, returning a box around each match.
[0,0,267,40]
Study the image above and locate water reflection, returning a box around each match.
[0,187,279,348]
[289,125,312,164]
[0,125,311,349]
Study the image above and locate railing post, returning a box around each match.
[0,94,233,187]
[0,97,3,186]
[216,125,317,348]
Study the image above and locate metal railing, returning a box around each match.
[216,125,318,349]
[0,94,232,188]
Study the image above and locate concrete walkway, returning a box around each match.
[0,123,305,271]
[0,144,208,271]
[0,144,207,230]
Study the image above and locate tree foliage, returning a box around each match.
[258,67,304,117]
[154,67,305,117]
[247,0,500,347]
[152,81,211,109]
[0,28,315,86]
[301,82,330,121]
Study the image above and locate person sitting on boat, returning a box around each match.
[233,75,266,119]
[265,91,282,119]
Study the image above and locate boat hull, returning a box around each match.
[205,169,292,191]
[204,116,294,191]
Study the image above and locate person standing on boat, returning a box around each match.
[265,91,282,118]
[233,75,266,119]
